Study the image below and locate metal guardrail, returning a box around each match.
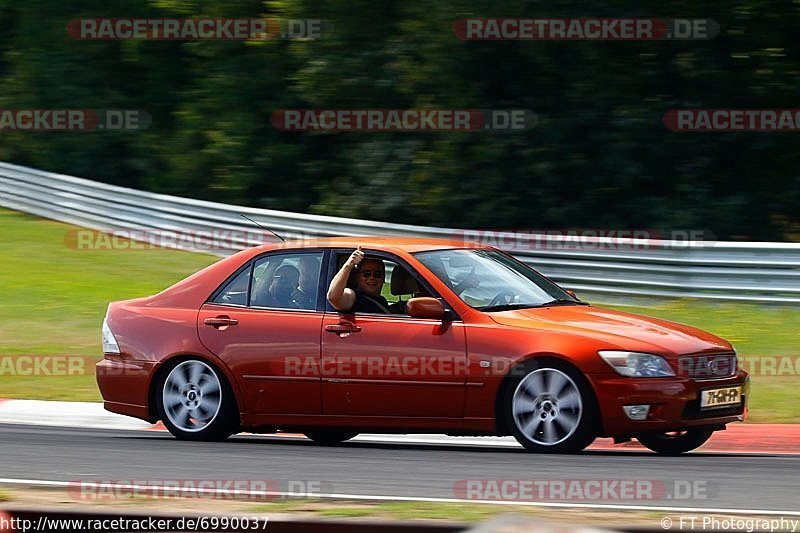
[1,161,799,303]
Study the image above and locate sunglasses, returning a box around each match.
[359,270,384,279]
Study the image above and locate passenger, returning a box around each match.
[266,264,302,308]
[327,246,391,314]
[293,256,320,309]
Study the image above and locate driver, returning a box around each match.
[453,265,480,295]
[327,246,392,314]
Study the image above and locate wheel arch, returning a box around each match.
[493,353,604,436]
[148,352,242,424]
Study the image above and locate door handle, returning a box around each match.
[325,324,361,336]
[204,316,239,328]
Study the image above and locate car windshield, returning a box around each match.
[414,249,584,311]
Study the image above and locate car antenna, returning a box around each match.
[240,214,286,242]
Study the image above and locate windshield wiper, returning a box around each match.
[478,299,589,312]
[539,298,589,306]
[477,303,542,312]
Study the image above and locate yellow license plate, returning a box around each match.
[700,386,742,409]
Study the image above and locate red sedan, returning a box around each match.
[97,237,749,454]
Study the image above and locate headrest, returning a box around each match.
[391,266,419,295]
[274,264,300,282]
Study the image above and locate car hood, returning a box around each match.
[487,305,732,356]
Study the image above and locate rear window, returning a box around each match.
[211,267,251,306]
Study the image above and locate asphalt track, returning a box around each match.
[0,423,797,514]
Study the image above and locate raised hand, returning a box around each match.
[346,245,365,268]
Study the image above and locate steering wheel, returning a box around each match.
[487,291,515,307]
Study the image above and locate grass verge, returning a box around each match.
[0,489,682,528]
[0,208,216,400]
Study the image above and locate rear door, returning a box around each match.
[197,250,326,415]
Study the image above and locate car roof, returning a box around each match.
[254,235,491,254]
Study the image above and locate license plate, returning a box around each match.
[700,386,742,409]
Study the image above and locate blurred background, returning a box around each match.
[0,0,798,239]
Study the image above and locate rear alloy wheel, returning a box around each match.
[506,361,597,453]
[158,359,238,441]
[304,430,359,446]
[637,429,714,455]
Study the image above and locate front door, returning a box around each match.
[320,252,467,418]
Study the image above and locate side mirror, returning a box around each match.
[565,289,578,299]
[407,297,445,320]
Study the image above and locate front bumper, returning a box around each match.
[590,369,749,437]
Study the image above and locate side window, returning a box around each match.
[334,253,432,315]
[250,252,323,310]
[383,260,426,313]
[211,266,251,306]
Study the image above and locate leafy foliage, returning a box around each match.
[1,0,799,239]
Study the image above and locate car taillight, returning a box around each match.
[102,318,121,354]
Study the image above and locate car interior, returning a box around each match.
[335,252,433,315]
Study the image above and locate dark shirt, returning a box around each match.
[351,291,391,314]
[291,288,315,310]
[260,288,312,310]
[261,292,295,309]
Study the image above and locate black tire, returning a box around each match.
[504,359,598,453]
[156,358,239,441]
[304,429,359,445]
[637,429,714,455]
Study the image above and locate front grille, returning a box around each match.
[677,352,737,380]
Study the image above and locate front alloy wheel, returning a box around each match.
[506,361,597,453]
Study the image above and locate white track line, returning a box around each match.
[0,478,797,516]
[248,433,800,456]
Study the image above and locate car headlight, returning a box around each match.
[598,351,675,377]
